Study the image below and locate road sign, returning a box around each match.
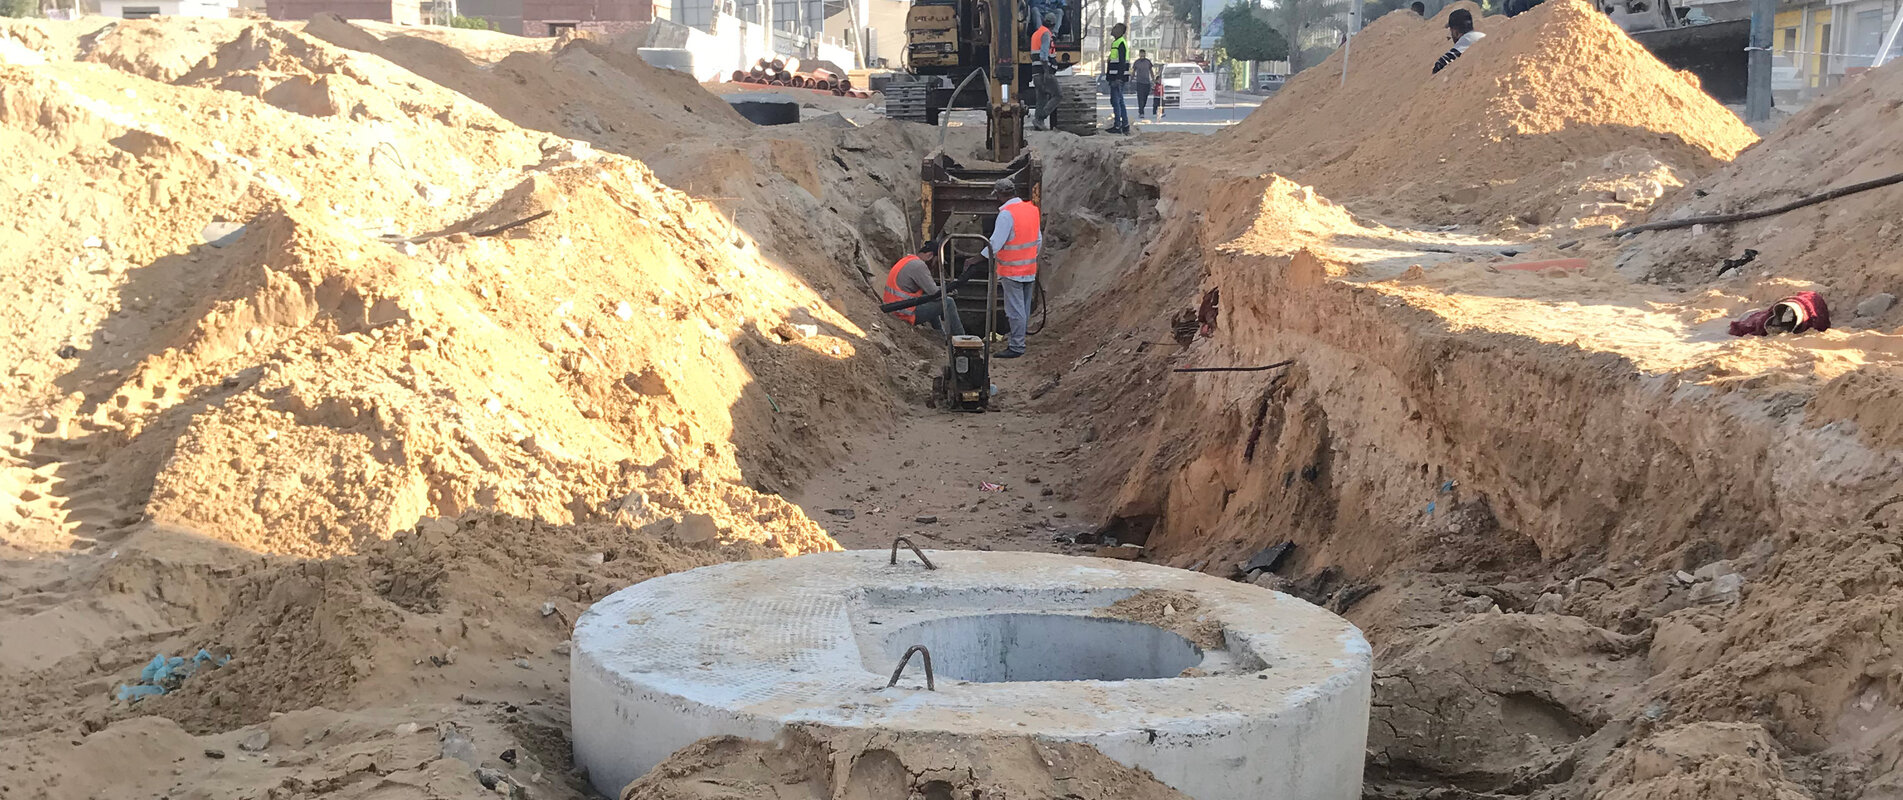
[1182,73,1216,108]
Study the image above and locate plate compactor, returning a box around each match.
[917,153,1041,412]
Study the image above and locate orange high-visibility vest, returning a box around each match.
[1031,26,1051,64]
[883,255,925,324]
[996,201,1041,278]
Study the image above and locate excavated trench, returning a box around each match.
[1019,139,1903,798]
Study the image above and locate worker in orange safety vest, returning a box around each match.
[1030,14,1059,131]
[981,179,1040,358]
[881,240,964,335]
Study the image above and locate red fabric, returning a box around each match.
[1728,291,1831,337]
[883,255,924,324]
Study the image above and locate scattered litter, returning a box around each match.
[913,515,937,524]
[1728,291,1830,337]
[1714,248,1758,277]
[824,508,856,519]
[979,482,1007,493]
[115,649,231,702]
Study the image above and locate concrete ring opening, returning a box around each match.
[571,550,1372,800]
[882,612,1203,682]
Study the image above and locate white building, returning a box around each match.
[100,0,240,18]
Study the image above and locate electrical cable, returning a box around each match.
[1607,171,1903,238]
[1173,360,1295,374]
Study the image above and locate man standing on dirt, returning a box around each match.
[1031,13,1060,131]
[1104,23,1132,134]
[883,241,965,336]
[1132,50,1155,120]
[982,179,1040,359]
[1432,9,1485,74]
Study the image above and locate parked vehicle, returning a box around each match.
[1159,62,1203,107]
[1256,73,1287,93]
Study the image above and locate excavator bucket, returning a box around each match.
[1628,19,1750,105]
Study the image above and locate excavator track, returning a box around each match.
[1052,74,1098,136]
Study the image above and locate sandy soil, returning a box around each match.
[4,4,1903,800]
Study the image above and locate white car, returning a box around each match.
[1159,62,1205,107]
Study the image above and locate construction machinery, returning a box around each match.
[883,0,1097,137]
[875,0,1055,411]
[1603,0,1750,104]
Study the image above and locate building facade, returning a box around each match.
[101,0,239,17]
[1770,0,1897,93]
[267,0,420,23]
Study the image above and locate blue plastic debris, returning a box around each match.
[1424,501,1437,515]
[115,684,167,701]
[1439,480,1456,494]
[115,649,231,702]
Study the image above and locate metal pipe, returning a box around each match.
[1877,8,1903,68]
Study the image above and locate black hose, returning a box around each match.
[879,258,991,313]
[1607,171,1903,239]
[1174,360,1295,374]
[1028,279,1048,335]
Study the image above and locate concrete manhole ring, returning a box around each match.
[572,549,1372,799]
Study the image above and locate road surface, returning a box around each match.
[1093,90,1264,135]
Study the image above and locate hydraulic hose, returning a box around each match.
[937,68,987,150]
[879,257,992,313]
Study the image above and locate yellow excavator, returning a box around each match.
[876,0,1069,410]
[883,0,1096,138]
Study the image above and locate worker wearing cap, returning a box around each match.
[1432,9,1485,74]
[1031,13,1060,131]
[981,179,1040,358]
[883,240,965,335]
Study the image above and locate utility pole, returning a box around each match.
[1744,0,1773,123]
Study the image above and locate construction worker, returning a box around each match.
[1104,23,1132,134]
[1031,13,1059,131]
[883,241,964,335]
[982,179,1039,358]
[1432,9,1485,74]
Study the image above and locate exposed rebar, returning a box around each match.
[886,644,936,690]
[890,536,937,570]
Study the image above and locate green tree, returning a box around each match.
[1271,0,1349,71]
[2,0,41,18]
[447,15,496,30]
[1159,0,1200,30]
[1218,3,1288,63]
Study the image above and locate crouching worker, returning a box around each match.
[882,241,966,335]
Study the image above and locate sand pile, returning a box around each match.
[1619,60,1903,321]
[1210,0,1756,228]
[624,728,1190,800]
[0,15,961,800]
